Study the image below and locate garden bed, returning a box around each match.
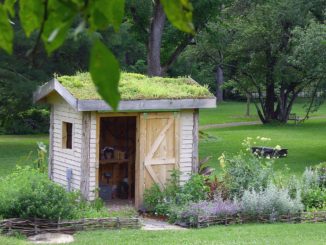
[0,217,141,236]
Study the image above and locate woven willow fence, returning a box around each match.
[0,217,141,236]
[193,211,326,228]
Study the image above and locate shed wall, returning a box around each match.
[51,96,83,191]
[49,97,197,201]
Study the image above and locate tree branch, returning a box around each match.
[301,80,322,121]
[29,0,49,66]
[233,76,266,122]
[161,35,193,74]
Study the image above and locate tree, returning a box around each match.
[180,21,231,102]
[127,0,224,76]
[289,21,326,119]
[0,0,195,109]
[190,0,325,123]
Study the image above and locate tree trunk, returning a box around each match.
[215,65,224,102]
[245,93,250,116]
[264,82,275,122]
[276,86,290,123]
[147,1,166,77]
[263,48,277,123]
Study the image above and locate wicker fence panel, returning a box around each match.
[195,211,326,228]
[0,217,142,236]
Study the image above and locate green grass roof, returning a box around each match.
[57,72,213,100]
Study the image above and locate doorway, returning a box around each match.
[98,116,137,205]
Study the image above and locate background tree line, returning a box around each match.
[0,0,325,134]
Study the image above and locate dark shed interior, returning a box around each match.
[98,117,136,203]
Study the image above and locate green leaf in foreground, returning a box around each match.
[4,0,17,17]
[96,0,125,32]
[0,4,13,54]
[19,0,44,37]
[160,0,195,34]
[90,39,121,110]
[42,0,74,54]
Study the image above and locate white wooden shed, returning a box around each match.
[33,73,216,208]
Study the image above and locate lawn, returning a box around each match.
[200,101,259,125]
[199,118,326,175]
[200,99,326,125]
[0,135,48,177]
[1,223,325,245]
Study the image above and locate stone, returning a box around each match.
[28,233,74,244]
[142,218,186,231]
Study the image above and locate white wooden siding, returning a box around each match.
[52,96,83,192]
[179,110,195,183]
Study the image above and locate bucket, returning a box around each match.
[99,184,112,201]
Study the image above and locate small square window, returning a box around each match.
[62,122,73,149]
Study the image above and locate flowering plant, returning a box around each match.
[173,196,240,226]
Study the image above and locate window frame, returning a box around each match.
[62,121,73,149]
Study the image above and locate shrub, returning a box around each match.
[3,108,49,134]
[143,183,167,216]
[313,162,326,188]
[0,165,139,221]
[219,137,278,198]
[177,174,209,204]
[143,170,182,216]
[301,166,326,210]
[239,183,303,215]
[73,197,137,219]
[302,188,326,210]
[143,171,209,216]
[221,151,274,198]
[0,167,77,220]
[204,176,229,200]
[302,167,320,189]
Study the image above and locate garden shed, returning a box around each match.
[33,73,216,208]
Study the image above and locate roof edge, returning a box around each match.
[33,78,78,109]
[78,98,216,112]
[33,78,55,103]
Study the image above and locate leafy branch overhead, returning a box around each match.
[0,0,194,110]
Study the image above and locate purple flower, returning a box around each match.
[178,196,240,225]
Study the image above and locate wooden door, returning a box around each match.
[137,112,179,206]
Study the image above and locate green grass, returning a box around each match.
[200,101,259,125]
[1,223,325,244]
[58,72,213,100]
[0,135,48,177]
[199,119,326,175]
[200,99,326,125]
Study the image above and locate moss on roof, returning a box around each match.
[57,72,213,100]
